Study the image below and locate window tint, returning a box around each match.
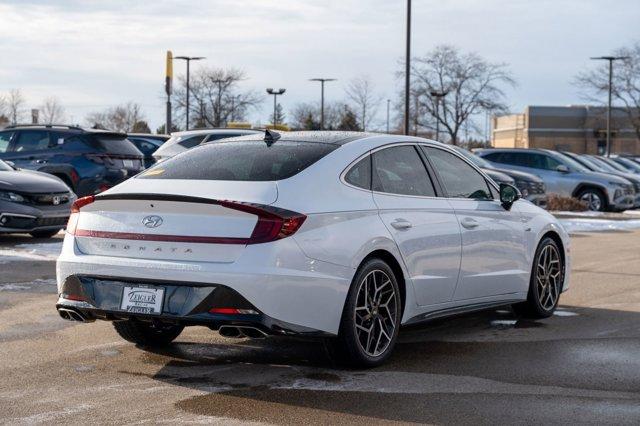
[204,133,244,143]
[422,147,492,200]
[0,131,14,153]
[372,146,435,196]
[85,135,142,156]
[139,141,337,181]
[344,156,371,189]
[529,153,562,170]
[130,138,158,155]
[14,131,49,151]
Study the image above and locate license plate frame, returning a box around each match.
[120,285,165,315]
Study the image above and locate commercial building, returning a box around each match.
[492,105,640,154]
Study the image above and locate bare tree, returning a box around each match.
[40,97,66,124]
[345,75,381,131]
[86,102,145,132]
[7,89,25,125]
[408,45,515,145]
[574,41,640,141]
[173,67,262,128]
[290,101,349,130]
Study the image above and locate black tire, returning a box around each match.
[113,320,184,347]
[513,237,564,319]
[30,229,62,239]
[333,258,401,368]
[576,187,606,211]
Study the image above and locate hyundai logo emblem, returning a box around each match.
[142,215,163,228]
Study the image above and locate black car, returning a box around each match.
[0,125,144,197]
[126,133,170,168]
[0,159,76,238]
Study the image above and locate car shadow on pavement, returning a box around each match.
[138,305,640,424]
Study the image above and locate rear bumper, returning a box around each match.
[56,233,353,335]
[56,276,329,336]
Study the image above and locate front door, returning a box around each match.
[371,144,461,306]
[421,146,529,301]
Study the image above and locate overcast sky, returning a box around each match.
[0,0,638,132]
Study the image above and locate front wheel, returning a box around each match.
[513,237,564,318]
[334,258,401,368]
[113,320,184,347]
[577,188,606,211]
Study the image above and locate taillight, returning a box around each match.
[66,195,95,235]
[219,200,306,244]
[209,307,258,315]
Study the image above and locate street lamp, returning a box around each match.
[590,56,629,156]
[174,55,205,130]
[309,78,337,130]
[430,90,448,141]
[404,0,412,136]
[266,88,286,127]
[386,99,391,133]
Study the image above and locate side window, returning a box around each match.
[0,131,15,153]
[481,152,503,163]
[372,145,435,197]
[544,155,562,170]
[178,134,208,149]
[14,131,50,152]
[422,147,493,200]
[344,155,371,190]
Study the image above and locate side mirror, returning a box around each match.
[500,183,521,210]
[556,164,570,173]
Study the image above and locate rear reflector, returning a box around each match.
[209,308,258,315]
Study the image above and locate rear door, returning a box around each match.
[372,144,461,306]
[421,146,529,300]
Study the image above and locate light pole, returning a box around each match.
[590,56,629,156]
[386,99,391,133]
[430,90,447,141]
[174,55,205,130]
[404,0,412,135]
[309,78,337,130]
[266,88,286,127]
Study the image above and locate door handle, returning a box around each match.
[461,217,479,229]
[35,159,47,164]
[391,219,412,230]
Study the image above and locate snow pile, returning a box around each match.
[559,218,640,233]
[0,241,62,262]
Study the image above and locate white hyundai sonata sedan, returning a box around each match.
[56,131,570,367]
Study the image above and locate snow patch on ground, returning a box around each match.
[0,278,57,291]
[559,218,640,233]
[0,241,62,261]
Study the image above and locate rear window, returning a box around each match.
[86,135,142,156]
[139,140,338,181]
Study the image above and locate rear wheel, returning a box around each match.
[113,320,184,347]
[30,229,62,239]
[334,258,401,368]
[577,188,606,211]
[513,237,564,318]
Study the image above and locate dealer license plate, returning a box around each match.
[120,286,164,315]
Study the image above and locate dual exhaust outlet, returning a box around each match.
[218,325,268,339]
[58,307,93,323]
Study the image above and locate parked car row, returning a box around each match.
[476,148,640,211]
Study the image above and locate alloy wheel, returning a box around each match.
[354,269,398,357]
[580,192,602,211]
[536,244,562,311]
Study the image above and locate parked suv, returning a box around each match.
[477,148,634,211]
[0,125,144,197]
[126,133,170,168]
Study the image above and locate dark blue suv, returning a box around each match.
[0,125,144,197]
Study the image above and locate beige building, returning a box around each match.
[492,105,640,155]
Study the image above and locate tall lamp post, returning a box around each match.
[386,99,391,133]
[174,55,205,130]
[309,78,337,130]
[266,88,286,127]
[404,0,412,135]
[430,90,448,141]
[590,55,629,157]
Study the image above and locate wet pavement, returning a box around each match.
[0,230,639,424]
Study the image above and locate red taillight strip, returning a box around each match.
[74,229,253,245]
[70,195,306,245]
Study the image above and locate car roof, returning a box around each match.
[219,130,377,146]
[169,128,261,137]
[2,124,127,137]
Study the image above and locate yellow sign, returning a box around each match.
[165,51,173,95]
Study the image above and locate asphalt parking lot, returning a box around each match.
[0,230,639,425]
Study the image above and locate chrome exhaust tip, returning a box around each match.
[58,307,92,323]
[236,326,268,339]
[218,325,268,339]
[218,325,243,338]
